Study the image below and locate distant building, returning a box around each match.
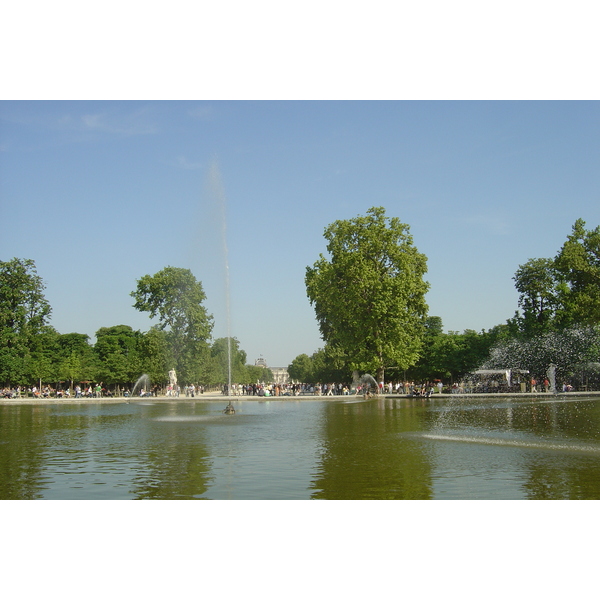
[254,357,289,385]
[270,367,289,385]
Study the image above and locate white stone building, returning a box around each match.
[254,358,289,385]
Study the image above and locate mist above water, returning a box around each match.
[207,160,232,395]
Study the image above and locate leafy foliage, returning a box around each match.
[287,346,352,384]
[0,258,52,385]
[306,207,429,382]
[511,219,600,335]
[131,267,214,384]
[512,258,560,335]
[246,364,274,384]
[0,259,263,390]
[209,337,249,385]
[5,217,599,391]
[554,219,600,326]
[94,325,143,385]
[138,327,170,386]
[288,353,314,382]
[404,320,510,382]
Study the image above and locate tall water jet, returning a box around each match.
[208,160,233,410]
[547,363,557,394]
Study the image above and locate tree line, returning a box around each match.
[0,260,272,390]
[3,210,600,392]
[291,209,600,387]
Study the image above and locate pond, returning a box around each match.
[2,395,600,499]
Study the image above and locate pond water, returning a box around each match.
[2,395,600,499]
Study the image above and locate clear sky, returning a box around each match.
[2,100,599,366]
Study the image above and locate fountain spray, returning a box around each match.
[208,160,234,413]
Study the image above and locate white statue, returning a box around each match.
[169,369,177,387]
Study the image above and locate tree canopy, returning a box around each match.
[131,266,214,384]
[209,337,248,385]
[511,219,600,336]
[94,325,143,385]
[305,207,429,382]
[288,353,313,383]
[0,259,264,390]
[0,258,53,385]
[554,218,600,326]
[512,258,560,336]
[5,215,599,392]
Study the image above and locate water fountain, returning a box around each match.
[354,373,379,398]
[464,369,524,394]
[132,374,151,397]
[546,363,557,394]
[208,161,234,415]
[483,325,600,391]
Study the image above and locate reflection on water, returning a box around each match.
[2,396,600,499]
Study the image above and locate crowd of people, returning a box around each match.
[1,383,130,399]
[220,381,445,397]
[1,387,24,398]
[0,380,446,399]
[222,383,297,396]
[1,378,581,400]
[1,385,81,398]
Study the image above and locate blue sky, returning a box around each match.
[2,101,599,366]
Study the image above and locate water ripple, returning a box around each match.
[417,432,600,454]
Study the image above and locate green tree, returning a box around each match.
[27,325,60,387]
[288,353,314,383]
[57,333,93,356]
[310,346,351,383]
[246,364,273,384]
[423,315,443,337]
[554,219,600,326]
[0,258,52,385]
[210,337,248,385]
[406,322,510,383]
[305,207,429,383]
[131,267,214,384]
[399,316,445,380]
[512,258,560,336]
[55,333,96,390]
[138,327,170,387]
[94,325,143,387]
